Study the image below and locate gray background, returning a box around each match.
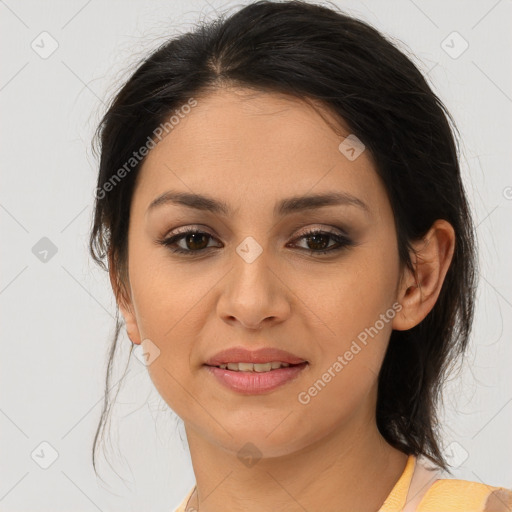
[1,0,511,510]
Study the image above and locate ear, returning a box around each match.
[392,219,455,331]
[108,253,142,345]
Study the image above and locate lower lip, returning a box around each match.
[204,363,308,394]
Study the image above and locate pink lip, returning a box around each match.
[204,362,308,394]
[204,346,307,366]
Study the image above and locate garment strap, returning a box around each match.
[402,457,443,512]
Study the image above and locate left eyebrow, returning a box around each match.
[146,190,369,217]
[275,191,369,216]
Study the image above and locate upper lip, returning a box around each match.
[204,347,308,366]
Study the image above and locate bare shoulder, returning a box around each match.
[484,487,512,512]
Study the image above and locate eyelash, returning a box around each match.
[157,227,354,257]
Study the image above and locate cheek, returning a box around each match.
[301,240,399,401]
[310,239,399,346]
[126,243,234,409]
[127,237,215,336]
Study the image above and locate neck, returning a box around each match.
[183,408,408,512]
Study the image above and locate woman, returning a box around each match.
[89,1,512,510]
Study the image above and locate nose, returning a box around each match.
[217,248,291,331]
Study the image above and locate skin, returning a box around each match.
[112,87,455,512]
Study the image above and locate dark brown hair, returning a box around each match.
[89,0,477,475]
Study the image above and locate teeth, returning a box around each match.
[218,361,293,372]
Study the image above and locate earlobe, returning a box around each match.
[392,219,455,331]
[108,256,142,345]
[117,295,142,345]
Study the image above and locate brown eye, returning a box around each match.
[304,232,331,251]
[182,232,210,251]
[289,228,353,255]
[158,229,221,254]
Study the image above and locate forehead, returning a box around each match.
[167,87,352,154]
[133,87,384,216]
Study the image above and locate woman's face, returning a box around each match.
[120,87,403,457]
